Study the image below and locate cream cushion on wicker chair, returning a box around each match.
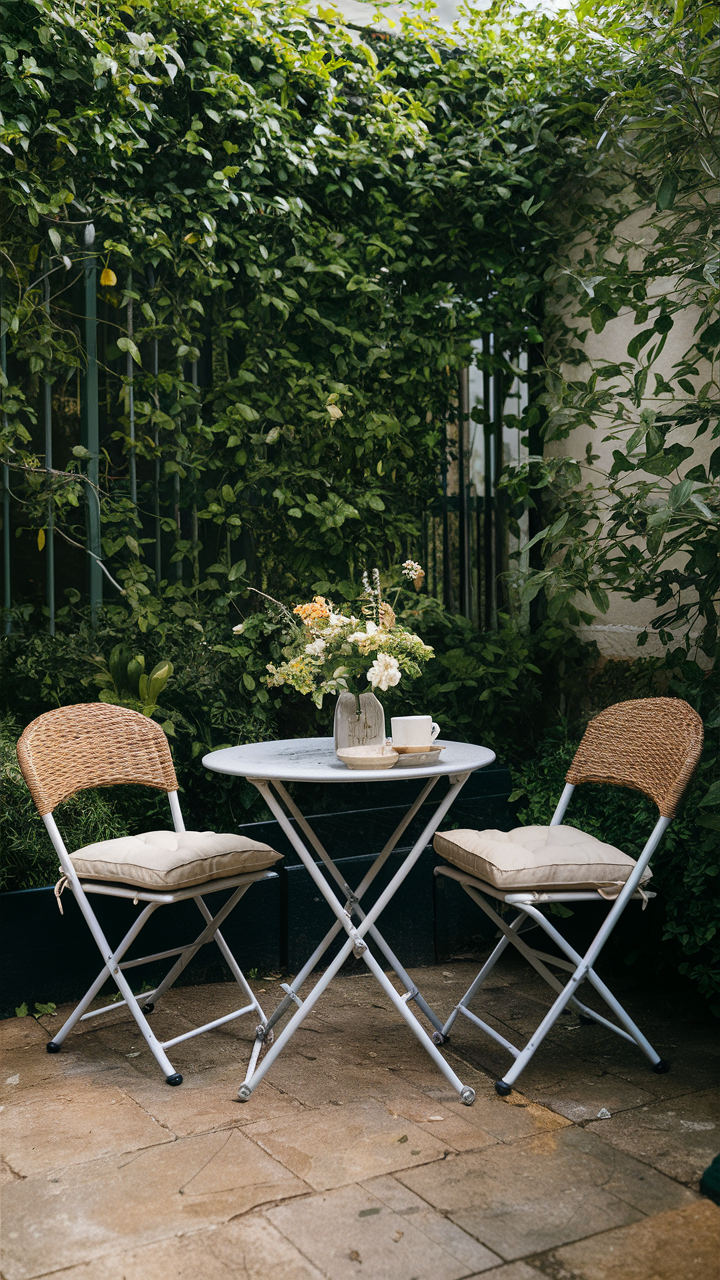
[70,831,282,890]
[433,824,652,894]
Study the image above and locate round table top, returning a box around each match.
[202,737,495,784]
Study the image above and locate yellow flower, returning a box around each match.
[100,267,117,287]
[293,595,330,624]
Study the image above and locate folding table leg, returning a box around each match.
[263,777,446,1034]
[241,773,476,1101]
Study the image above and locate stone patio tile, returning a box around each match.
[0,1128,307,1280]
[578,1040,720,1103]
[1,1076,172,1177]
[0,1030,129,1102]
[363,1174,502,1272]
[416,1081,573,1144]
[535,1199,719,1280]
[1,1159,22,1185]
[526,1070,658,1124]
[267,1179,500,1280]
[121,1064,307,1138]
[0,1014,51,1051]
[244,1098,449,1190]
[382,1090,499,1152]
[260,1048,404,1107]
[92,1010,248,1078]
[396,1126,694,1260]
[469,1266,546,1280]
[585,1088,720,1187]
[51,1213,325,1280]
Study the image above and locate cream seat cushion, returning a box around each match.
[433,824,651,894]
[70,830,282,890]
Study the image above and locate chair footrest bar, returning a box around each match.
[457,1005,520,1058]
[160,1003,256,1049]
[572,1000,637,1044]
[119,946,188,970]
[526,948,576,974]
[80,998,128,1021]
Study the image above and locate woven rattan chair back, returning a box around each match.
[566,697,703,818]
[17,703,178,816]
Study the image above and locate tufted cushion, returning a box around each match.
[70,830,282,890]
[433,824,652,894]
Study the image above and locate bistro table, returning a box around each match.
[202,736,495,1104]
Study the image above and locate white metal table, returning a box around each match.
[202,736,495,1104]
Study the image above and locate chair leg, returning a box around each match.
[436,878,666,1093]
[48,902,159,1049]
[49,895,179,1081]
[440,917,523,1041]
[141,883,253,1009]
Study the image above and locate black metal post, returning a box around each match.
[43,274,55,635]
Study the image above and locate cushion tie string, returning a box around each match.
[597,881,649,910]
[54,873,70,915]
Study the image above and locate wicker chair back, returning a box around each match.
[17,703,178,816]
[566,697,703,818]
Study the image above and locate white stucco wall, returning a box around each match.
[545,208,714,661]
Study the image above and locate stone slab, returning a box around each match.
[397,1126,695,1260]
[119,1063,305,1138]
[0,1076,172,1177]
[535,1199,719,1280]
[267,1179,501,1279]
[0,1128,307,1280]
[244,1098,449,1190]
[586,1089,720,1187]
[41,1213,325,1280]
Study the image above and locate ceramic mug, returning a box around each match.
[391,715,441,749]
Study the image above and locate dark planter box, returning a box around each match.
[0,766,515,1018]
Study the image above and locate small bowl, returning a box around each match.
[394,744,438,754]
[336,745,399,770]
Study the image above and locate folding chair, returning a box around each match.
[431,697,703,1096]
[17,703,282,1086]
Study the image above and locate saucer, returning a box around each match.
[395,745,444,767]
[336,745,399,770]
[394,744,441,754]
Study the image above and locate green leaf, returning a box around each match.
[656,172,678,211]
[15,1003,28,1018]
[117,337,142,366]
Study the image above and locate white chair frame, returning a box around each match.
[434,781,673,1096]
[42,789,278,1086]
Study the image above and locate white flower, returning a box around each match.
[232,623,245,634]
[348,620,380,652]
[401,560,423,580]
[367,653,401,691]
[305,637,326,656]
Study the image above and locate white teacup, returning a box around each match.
[391,715,440,750]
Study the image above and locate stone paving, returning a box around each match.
[1,956,718,1280]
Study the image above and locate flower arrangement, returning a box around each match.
[259,564,434,708]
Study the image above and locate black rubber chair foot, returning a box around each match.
[46,1041,61,1054]
[142,1003,155,1014]
[166,1073,183,1086]
[652,1059,671,1074]
[495,1079,512,1097]
[578,1015,595,1025]
[431,1031,449,1046]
